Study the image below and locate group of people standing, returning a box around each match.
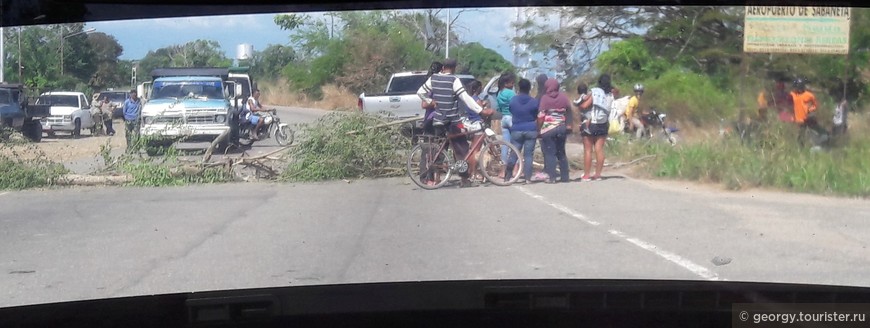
[87,90,143,153]
[492,71,615,183]
[757,78,848,146]
[417,58,617,186]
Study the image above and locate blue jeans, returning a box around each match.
[540,125,569,182]
[506,130,537,181]
[500,115,512,162]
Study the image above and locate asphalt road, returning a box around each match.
[1,176,868,308]
[175,105,328,158]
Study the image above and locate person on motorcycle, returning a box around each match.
[417,58,494,187]
[244,89,267,140]
[625,83,645,139]
[790,78,828,146]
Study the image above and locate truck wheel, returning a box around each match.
[24,121,42,142]
[145,142,166,157]
[72,119,82,138]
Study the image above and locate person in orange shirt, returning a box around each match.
[790,78,828,146]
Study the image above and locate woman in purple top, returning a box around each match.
[536,78,571,183]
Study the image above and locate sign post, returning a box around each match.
[743,6,852,119]
[744,6,851,55]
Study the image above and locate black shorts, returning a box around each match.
[581,122,609,137]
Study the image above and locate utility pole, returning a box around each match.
[445,8,450,58]
[60,27,96,76]
[512,8,519,68]
[18,27,22,82]
[1,27,5,83]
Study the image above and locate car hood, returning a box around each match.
[142,98,228,116]
[48,106,80,116]
[4,279,870,327]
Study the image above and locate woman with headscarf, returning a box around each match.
[536,78,571,183]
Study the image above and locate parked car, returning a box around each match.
[37,91,96,138]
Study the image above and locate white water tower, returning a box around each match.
[236,43,254,60]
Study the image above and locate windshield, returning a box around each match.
[388,76,475,94]
[0,89,14,105]
[1,4,869,315]
[102,92,128,103]
[35,95,79,107]
[151,81,223,99]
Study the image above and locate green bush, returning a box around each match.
[643,124,870,197]
[281,112,410,182]
[641,69,738,126]
[0,156,67,190]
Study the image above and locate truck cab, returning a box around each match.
[138,68,242,153]
[228,66,255,111]
[0,83,49,141]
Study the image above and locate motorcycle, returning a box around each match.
[628,107,678,145]
[238,109,294,147]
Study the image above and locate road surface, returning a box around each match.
[0,175,868,308]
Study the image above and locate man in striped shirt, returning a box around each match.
[417,59,493,186]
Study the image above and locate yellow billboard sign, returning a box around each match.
[743,6,851,54]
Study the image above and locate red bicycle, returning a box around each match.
[406,113,523,189]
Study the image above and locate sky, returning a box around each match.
[87,8,520,63]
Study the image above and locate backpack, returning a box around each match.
[588,87,613,124]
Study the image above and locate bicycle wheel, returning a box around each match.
[407,143,453,190]
[478,139,522,186]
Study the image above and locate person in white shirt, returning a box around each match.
[244,89,266,140]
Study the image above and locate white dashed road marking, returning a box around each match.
[516,186,722,281]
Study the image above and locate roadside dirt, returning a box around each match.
[1,120,127,163]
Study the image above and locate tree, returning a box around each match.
[250,44,296,80]
[86,32,125,91]
[454,42,513,79]
[513,6,649,79]
[278,10,438,97]
[594,37,668,83]
[137,40,232,76]
[390,9,470,56]
[3,24,91,93]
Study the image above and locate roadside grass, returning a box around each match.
[607,122,870,197]
[0,132,68,190]
[281,112,409,182]
[99,137,233,187]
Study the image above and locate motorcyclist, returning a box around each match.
[624,83,645,139]
[244,89,267,140]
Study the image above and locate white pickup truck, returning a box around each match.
[37,91,97,138]
[357,71,478,119]
[358,72,501,140]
